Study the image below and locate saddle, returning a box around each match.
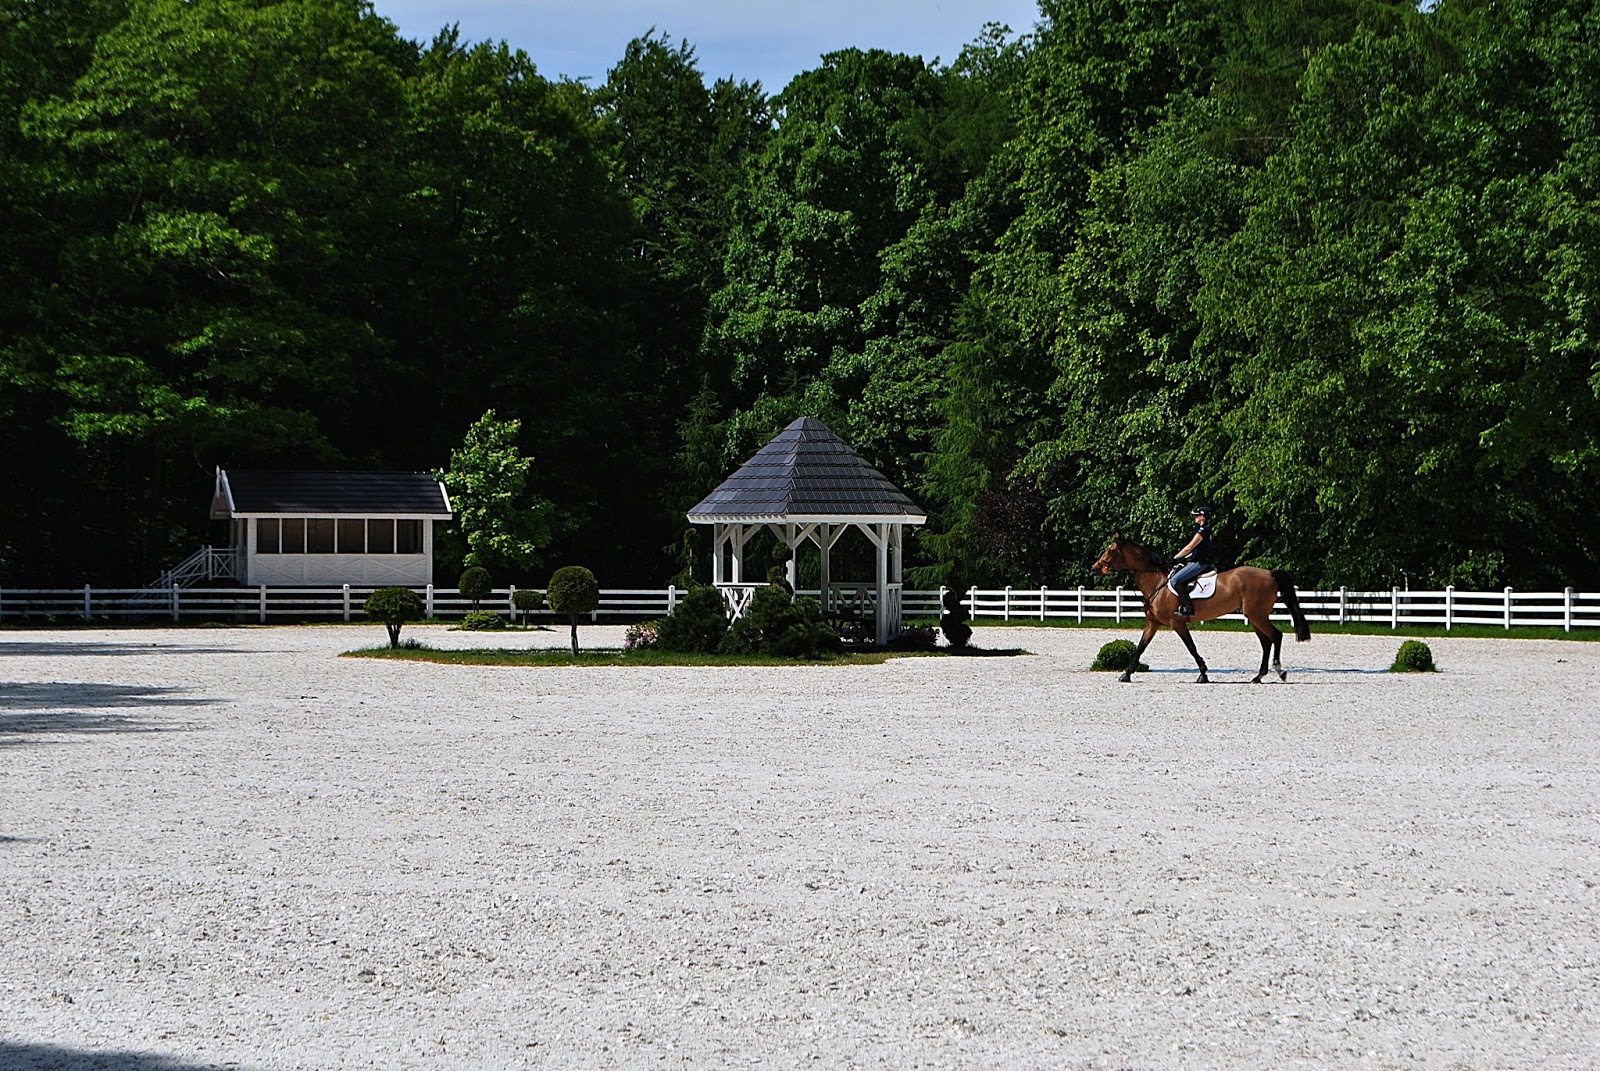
[1167,569,1218,601]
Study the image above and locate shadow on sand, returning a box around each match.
[0,640,247,658]
[0,682,211,745]
[0,1042,262,1071]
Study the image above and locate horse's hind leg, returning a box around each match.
[1173,623,1209,684]
[1273,626,1287,681]
[1250,628,1273,684]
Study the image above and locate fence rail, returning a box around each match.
[0,583,1595,631]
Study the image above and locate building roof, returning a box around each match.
[212,469,452,518]
[687,417,925,525]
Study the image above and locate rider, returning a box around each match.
[1169,506,1213,618]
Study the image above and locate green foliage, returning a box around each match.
[440,412,553,576]
[1091,639,1149,672]
[719,585,840,659]
[547,565,599,656]
[457,565,493,610]
[1391,639,1436,673]
[656,584,730,653]
[511,588,545,623]
[365,586,424,648]
[460,610,505,632]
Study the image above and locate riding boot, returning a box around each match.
[1176,587,1194,617]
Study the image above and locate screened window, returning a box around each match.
[306,519,335,554]
[367,519,395,554]
[337,519,365,554]
[257,518,281,554]
[281,518,305,554]
[395,519,423,554]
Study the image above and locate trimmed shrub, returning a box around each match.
[719,585,839,659]
[365,587,424,648]
[547,566,599,656]
[657,584,730,653]
[511,588,544,624]
[1391,640,1436,672]
[461,610,505,631]
[458,566,493,611]
[1092,639,1148,672]
[940,587,972,648]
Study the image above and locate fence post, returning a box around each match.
[968,586,977,618]
[171,585,180,623]
[1116,586,1123,624]
[0,585,5,623]
[1445,585,1454,630]
[1040,586,1048,622]
[1339,586,1348,626]
[508,584,517,621]
[1565,587,1574,633]
[426,584,434,619]
[84,583,92,623]
[1077,585,1085,624]
[1391,587,1399,630]
[1004,586,1012,621]
[259,585,267,624]
[667,584,678,615]
[1504,586,1512,630]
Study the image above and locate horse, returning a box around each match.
[1090,533,1311,684]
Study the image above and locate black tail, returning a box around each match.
[1273,571,1312,642]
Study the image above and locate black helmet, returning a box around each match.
[1191,505,1212,518]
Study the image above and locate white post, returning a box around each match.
[343,583,351,622]
[0,585,5,623]
[171,586,180,623]
[875,523,890,645]
[259,585,267,624]
[967,586,977,620]
[84,583,92,623]
[1040,586,1047,622]
[1003,586,1012,621]
[1077,585,1085,624]
[1116,586,1123,624]
[819,524,832,614]
[508,584,517,621]
[1339,586,1348,625]
[1504,586,1512,630]
[1565,587,1574,633]
[667,584,678,615]
[426,583,434,619]
[1391,587,1399,629]
[1445,585,1454,630]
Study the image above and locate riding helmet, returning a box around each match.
[1191,505,1212,518]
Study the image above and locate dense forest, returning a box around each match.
[2,0,1596,590]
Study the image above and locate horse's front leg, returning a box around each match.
[1172,622,1209,683]
[1119,619,1160,683]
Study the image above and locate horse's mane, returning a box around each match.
[1117,534,1170,571]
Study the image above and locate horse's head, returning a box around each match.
[1092,534,1129,576]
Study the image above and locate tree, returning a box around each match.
[546,565,599,656]
[457,565,492,611]
[438,410,553,577]
[365,586,424,648]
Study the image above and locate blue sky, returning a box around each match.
[370,0,1043,91]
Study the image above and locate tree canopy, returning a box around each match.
[2,0,1594,590]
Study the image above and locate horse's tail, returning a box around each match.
[1273,571,1312,642]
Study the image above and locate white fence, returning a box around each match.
[0,583,1595,631]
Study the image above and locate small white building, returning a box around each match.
[210,469,452,586]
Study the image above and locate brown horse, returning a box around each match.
[1091,533,1311,683]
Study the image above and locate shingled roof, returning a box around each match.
[212,470,452,518]
[688,417,925,524]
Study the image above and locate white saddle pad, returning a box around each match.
[1168,571,1218,600]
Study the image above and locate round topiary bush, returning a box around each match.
[657,584,730,653]
[461,610,505,631]
[940,588,972,648]
[458,566,493,611]
[365,586,424,648]
[1391,639,1436,672]
[547,565,599,656]
[511,588,544,624]
[1092,638,1148,672]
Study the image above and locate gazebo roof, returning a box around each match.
[687,417,925,525]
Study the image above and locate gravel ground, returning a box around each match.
[1,623,1597,1070]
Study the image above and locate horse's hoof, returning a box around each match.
[1278,671,1288,682]
[1249,675,1263,684]
[1195,674,1210,684]
[1117,671,1133,683]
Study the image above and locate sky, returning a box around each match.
[370,0,1044,92]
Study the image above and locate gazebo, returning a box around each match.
[687,416,926,645]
